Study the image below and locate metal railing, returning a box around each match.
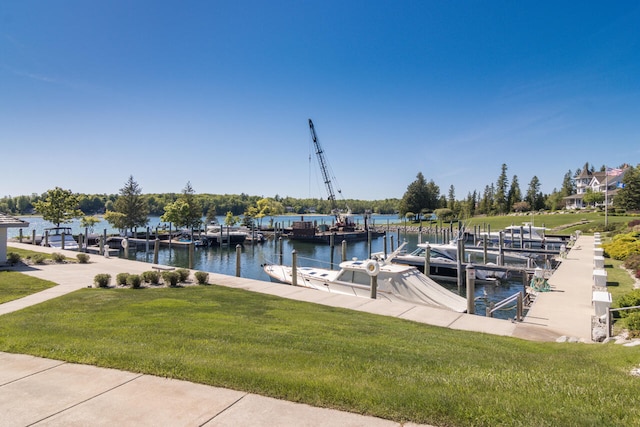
[605,305,640,338]
[486,291,524,321]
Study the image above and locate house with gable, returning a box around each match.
[564,163,628,209]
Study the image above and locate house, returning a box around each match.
[0,213,30,265]
[564,164,627,209]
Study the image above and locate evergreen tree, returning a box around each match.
[494,163,509,214]
[161,181,203,230]
[399,172,439,220]
[526,176,543,210]
[560,170,575,196]
[507,175,522,212]
[615,165,640,211]
[106,175,149,232]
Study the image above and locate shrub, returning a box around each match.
[93,273,111,288]
[141,270,161,285]
[31,254,46,264]
[51,252,66,263]
[76,253,90,264]
[6,252,21,265]
[194,271,209,285]
[602,232,640,260]
[162,271,179,287]
[616,289,640,318]
[176,268,190,283]
[625,312,640,338]
[623,254,640,272]
[127,274,142,288]
[116,272,130,286]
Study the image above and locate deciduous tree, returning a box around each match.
[33,187,83,227]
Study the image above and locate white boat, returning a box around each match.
[263,255,467,313]
[202,222,248,246]
[374,242,514,283]
[479,223,565,250]
[41,227,79,250]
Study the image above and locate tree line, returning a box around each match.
[2,163,638,230]
[397,162,640,221]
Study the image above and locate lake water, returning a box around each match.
[9,214,526,319]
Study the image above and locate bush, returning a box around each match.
[194,271,209,285]
[116,272,130,286]
[76,253,90,264]
[176,268,190,283]
[127,274,142,288]
[51,252,66,263]
[141,270,161,285]
[625,312,640,338]
[623,254,640,272]
[602,232,640,260]
[162,271,179,287]
[93,273,111,288]
[31,254,46,265]
[6,252,21,265]
[616,289,640,318]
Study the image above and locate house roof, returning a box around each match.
[0,213,30,228]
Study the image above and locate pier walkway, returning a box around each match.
[518,234,596,341]
[0,237,599,426]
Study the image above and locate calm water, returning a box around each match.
[10,214,526,319]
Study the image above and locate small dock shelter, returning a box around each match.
[0,213,29,265]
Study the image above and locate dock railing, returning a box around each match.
[486,291,525,321]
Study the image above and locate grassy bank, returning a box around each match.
[1,285,639,426]
[400,211,637,235]
[0,272,57,304]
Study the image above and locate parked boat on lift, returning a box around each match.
[40,227,79,250]
[263,245,467,312]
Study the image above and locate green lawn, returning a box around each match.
[1,285,639,426]
[409,211,638,236]
[0,271,58,304]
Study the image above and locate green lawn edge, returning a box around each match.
[1,285,639,426]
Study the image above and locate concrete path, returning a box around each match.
[0,238,599,426]
[517,234,596,341]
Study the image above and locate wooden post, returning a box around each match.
[498,231,504,266]
[84,227,89,252]
[32,229,36,245]
[292,250,297,287]
[61,231,66,250]
[368,229,372,259]
[278,237,283,265]
[383,234,388,259]
[78,233,83,251]
[234,244,240,276]
[153,238,159,264]
[19,229,23,243]
[519,225,524,249]
[390,234,395,252]
[123,238,129,258]
[342,240,347,262]
[330,233,335,270]
[423,242,431,276]
[44,230,49,247]
[146,227,150,252]
[169,223,172,250]
[456,239,463,289]
[466,264,475,314]
[483,235,488,264]
[370,273,378,299]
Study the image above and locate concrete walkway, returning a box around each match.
[0,238,598,425]
[518,234,596,341]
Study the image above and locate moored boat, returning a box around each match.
[263,254,467,313]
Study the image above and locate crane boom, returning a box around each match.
[308,119,338,213]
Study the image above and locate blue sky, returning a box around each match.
[1,1,639,201]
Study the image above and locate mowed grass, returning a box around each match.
[0,271,58,304]
[1,285,639,426]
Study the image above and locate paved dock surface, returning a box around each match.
[0,237,598,425]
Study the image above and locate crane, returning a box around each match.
[308,119,354,230]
